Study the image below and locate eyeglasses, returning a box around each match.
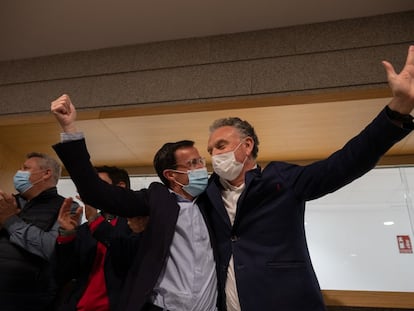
[175,157,206,169]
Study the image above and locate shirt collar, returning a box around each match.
[168,188,195,202]
[218,164,258,191]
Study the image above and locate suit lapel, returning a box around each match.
[206,176,232,228]
[233,167,261,228]
[124,182,180,310]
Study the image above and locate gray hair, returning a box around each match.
[26,152,62,184]
[209,117,259,158]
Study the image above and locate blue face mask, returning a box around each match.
[175,167,209,197]
[13,170,33,194]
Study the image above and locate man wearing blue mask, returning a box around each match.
[0,152,66,311]
[50,97,219,311]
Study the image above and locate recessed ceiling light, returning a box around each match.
[383,221,394,226]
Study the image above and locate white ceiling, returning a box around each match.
[1,0,414,61]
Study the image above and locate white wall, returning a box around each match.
[307,167,414,291]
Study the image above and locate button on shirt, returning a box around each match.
[152,192,217,311]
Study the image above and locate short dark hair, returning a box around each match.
[153,140,195,187]
[209,117,259,158]
[95,165,131,189]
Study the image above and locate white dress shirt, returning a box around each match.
[219,178,245,311]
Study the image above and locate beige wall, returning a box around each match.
[0,145,21,193]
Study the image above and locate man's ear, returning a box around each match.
[163,169,179,190]
[163,169,175,183]
[43,169,52,180]
[244,136,254,156]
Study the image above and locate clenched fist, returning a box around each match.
[51,94,78,133]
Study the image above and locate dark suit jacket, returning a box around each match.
[53,140,218,311]
[202,108,412,311]
[55,217,134,311]
[96,220,143,282]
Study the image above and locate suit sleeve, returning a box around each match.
[54,233,79,286]
[280,107,413,201]
[92,218,122,247]
[4,216,58,261]
[107,232,142,279]
[53,139,150,217]
[93,217,142,279]
[54,224,96,288]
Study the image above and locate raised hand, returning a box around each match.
[383,45,414,115]
[51,94,78,133]
[0,191,20,226]
[57,197,82,231]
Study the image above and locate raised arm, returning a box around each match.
[50,95,151,217]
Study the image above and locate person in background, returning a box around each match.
[55,165,148,311]
[203,45,414,310]
[0,152,65,311]
[50,98,219,311]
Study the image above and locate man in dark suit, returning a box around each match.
[203,45,414,310]
[50,100,219,311]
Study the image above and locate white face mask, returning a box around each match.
[212,142,246,181]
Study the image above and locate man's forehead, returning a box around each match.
[176,146,199,157]
[209,126,238,141]
[23,157,39,166]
